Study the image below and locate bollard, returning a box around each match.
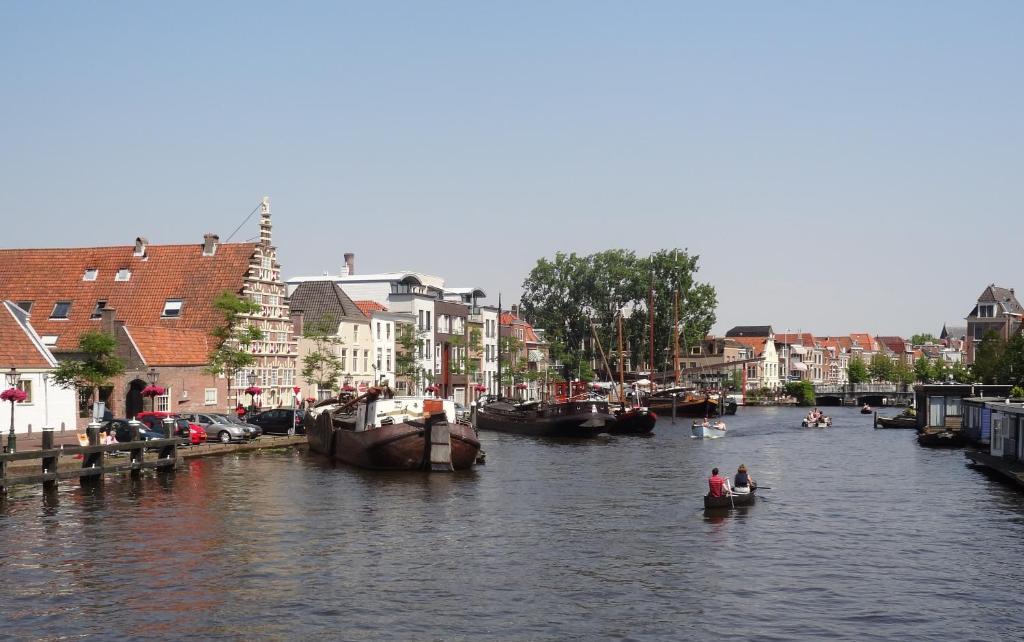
[81,421,103,487]
[41,427,57,492]
[128,419,143,479]
[160,417,178,472]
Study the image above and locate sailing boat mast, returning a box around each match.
[496,294,502,401]
[648,263,655,391]
[617,314,626,406]
[673,288,680,386]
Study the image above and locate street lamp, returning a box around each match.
[148,367,159,385]
[6,367,18,453]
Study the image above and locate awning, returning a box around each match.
[788,344,807,356]
[791,362,808,372]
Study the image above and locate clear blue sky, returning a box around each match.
[3,1,1022,337]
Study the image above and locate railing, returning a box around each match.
[0,422,182,495]
[814,383,909,394]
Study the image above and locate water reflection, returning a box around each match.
[2,407,1024,640]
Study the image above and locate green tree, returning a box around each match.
[931,358,949,382]
[204,291,263,409]
[973,330,1005,384]
[950,361,972,383]
[910,333,938,345]
[914,356,932,383]
[1011,385,1024,398]
[868,353,895,382]
[301,314,343,397]
[499,335,526,388]
[847,355,869,384]
[51,330,125,418]
[519,249,717,381]
[997,334,1024,387]
[394,323,420,389]
[893,359,915,385]
[785,380,816,406]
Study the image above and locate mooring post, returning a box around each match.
[161,416,178,471]
[41,426,57,492]
[81,421,102,487]
[128,419,143,479]
[672,395,677,425]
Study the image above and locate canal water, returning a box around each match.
[2,406,1023,640]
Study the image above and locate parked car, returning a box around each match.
[248,408,305,435]
[179,412,253,443]
[136,412,205,445]
[217,413,262,438]
[101,418,166,444]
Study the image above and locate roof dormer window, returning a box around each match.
[115,268,131,282]
[83,268,98,281]
[41,335,58,346]
[162,299,183,318]
[90,300,107,319]
[50,301,71,319]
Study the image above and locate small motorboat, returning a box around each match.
[917,430,965,448]
[691,420,727,439]
[860,405,873,414]
[801,417,832,428]
[875,414,918,429]
[704,484,757,509]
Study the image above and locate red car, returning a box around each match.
[136,411,207,445]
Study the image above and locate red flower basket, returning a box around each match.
[244,386,263,396]
[514,383,528,390]
[341,384,356,392]
[305,396,316,403]
[1,388,28,403]
[293,386,301,394]
[424,385,440,394]
[473,384,487,393]
[141,385,166,398]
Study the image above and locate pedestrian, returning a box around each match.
[235,403,246,420]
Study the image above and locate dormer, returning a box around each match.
[134,237,148,257]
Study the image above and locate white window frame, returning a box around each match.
[204,388,217,405]
[115,268,132,282]
[162,299,183,318]
[155,388,171,412]
[83,268,98,281]
[50,301,71,319]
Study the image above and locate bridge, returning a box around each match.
[813,383,914,407]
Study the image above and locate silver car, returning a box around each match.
[181,412,253,443]
[216,413,263,438]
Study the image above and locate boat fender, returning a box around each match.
[591,404,597,414]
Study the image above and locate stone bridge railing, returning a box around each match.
[814,383,912,395]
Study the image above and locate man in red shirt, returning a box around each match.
[708,467,727,497]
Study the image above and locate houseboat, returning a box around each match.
[913,384,1012,445]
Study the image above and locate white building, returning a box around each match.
[1,301,77,434]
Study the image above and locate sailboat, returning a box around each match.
[473,296,617,438]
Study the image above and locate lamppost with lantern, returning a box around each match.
[3,367,23,454]
[247,370,258,414]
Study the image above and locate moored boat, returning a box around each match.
[874,415,918,429]
[609,406,657,435]
[474,398,616,438]
[691,420,727,439]
[305,391,480,471]
[917,429,965,448]
[646,390,737,417]
[801,418,831,428]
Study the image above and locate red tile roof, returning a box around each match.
[0,301,54,368]
[354,300,387,316]
[125,326,214,367]
[0,242,257,361]
[775,332,817,347]
[500,312,541,343]
[731,336,768,357]
[849,333,876,352]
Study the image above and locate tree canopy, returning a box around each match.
[204,291,264,396]
[847,355,869,384]
[910,333,938,345]
[519,249,716,380]
[51,330,125,414]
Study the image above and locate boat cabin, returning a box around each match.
[988,401,1024,464]
[913,384,1011,433]
[352,397,456,431]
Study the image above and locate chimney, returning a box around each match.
[510,304,519,318]
[343,253,355,276]
[134,237,148,257]
[202,233,219,256]
[290,309,305,336]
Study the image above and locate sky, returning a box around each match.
[3,1,1023,337]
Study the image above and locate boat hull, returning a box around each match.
[307,413,480,471]
[691,423,727,439]
[875,416,917,429]
[917,430,965,448]
[647,396,737,417]
[610,408,657,434]
[475,401,615,438]
[704,490,756,509]
[801,420,831,428]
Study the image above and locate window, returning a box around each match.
[426,311,431,330]
[386,323,391,340]
[41,335,58,346]
[377,348,383,369]
[83,268,98,281]
[979,305,994,318]
[363,350,369,372]
[386,349,392,371]
[162,300,183,318]
[340,348,347,370]
[50,301,71,319]
[691,347,701,355]
[205,388,217,405]
[15,301,32,313]
[353,324,359,343]
[156,387,171,412]
[16,379,33,404]
[418,310,425,331]
[90,300,107,319]
[425,340,431,359]
[115,268,131,281]
[377,322,381,340]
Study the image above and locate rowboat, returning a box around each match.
[691,420,727,439]
[917,429,965,448]
[801,418,831,428]
[609,406,657,435]
[704,485,757,509]
[875,415,918,429]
